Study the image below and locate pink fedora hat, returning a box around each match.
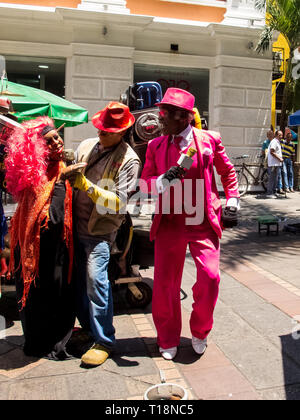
[156,88,195,113]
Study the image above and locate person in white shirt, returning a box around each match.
[266,130,283,198]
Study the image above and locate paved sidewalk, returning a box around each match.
[0,192,300,400]
[0,277,197,401]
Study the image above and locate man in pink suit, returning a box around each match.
[140,88,239,360]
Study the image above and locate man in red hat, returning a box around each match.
[140,88,239,360]
[64,102,141,367]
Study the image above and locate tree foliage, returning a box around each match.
[255,0,300,129]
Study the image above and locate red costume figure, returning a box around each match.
[140,88,239,360]
[5,117,77,359]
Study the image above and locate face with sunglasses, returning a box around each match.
[43,129,64,161]
[158,105,192,136]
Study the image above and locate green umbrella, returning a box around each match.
[0,80,88,127]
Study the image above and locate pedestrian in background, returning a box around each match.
[266,130,283,198]
[281,130,295,193]
[261,129,274,167]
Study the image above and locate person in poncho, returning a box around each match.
[5,116,80,360]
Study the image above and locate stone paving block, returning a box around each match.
[66,369,130,400]
[226,302,294,338]
[219,271,243,290]
[249,283,299,303]
[0,374,9,382]
[152,358,176,371]
[0,381,9,400]
[21,358,82,380]
[139,329,156,338]
[163,368,182,381]
[186,365,256,400]
[8,376,69,400]
[134,318,152,325]
[220,262,253,274]
[271,299,300,318]
[219,283,266,308]
[114,314,140,339]
[211,301,262,342]
[211,300,300,390]
[125,377,149,398]
[207,390,260,400]
[125,376,152,397]
[259,384,300,401]
[133,373,161,386]
[213,333,300,390]
[227,270,274,287]
[246,257,300,290]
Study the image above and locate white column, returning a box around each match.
[78,0,130,14]
[64,44,134,150]
[223,0,265,28]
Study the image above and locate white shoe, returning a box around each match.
[159,346,177,360]
[192,336,207,355]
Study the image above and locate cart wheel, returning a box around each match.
[126,282,152,308]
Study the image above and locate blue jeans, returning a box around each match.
[277,167,284,190]
[282,158,294,189]
[74,237,115,350]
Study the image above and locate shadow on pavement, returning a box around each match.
[0,289,19,322]
[219,193,300,268]
[280,332,300,400]
[0,337,40,370]
[220,229,300,271]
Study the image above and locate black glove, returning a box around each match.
[162,166,185,182]
[222,206,238,228]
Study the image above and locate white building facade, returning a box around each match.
[0,0,271,159]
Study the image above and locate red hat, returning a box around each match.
[156,88,195,113]
[92,102,135,133]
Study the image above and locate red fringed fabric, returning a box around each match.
[9,162,73,309]
[5,117,73,309]
[64,178,74,287]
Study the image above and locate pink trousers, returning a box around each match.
[153,216,220,349]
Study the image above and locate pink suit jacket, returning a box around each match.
[140,127,239,241]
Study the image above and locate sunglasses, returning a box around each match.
[159,108,188,120]
[44,133,63,147]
